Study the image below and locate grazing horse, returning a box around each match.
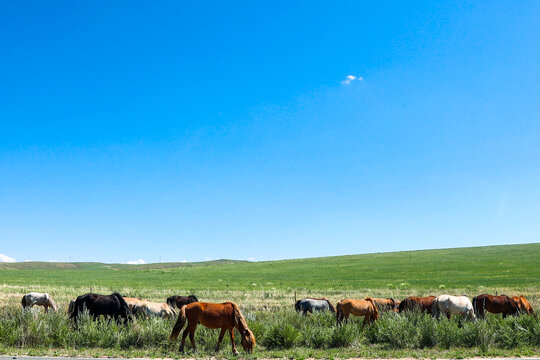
[512,296,534,315]
[432,295,476,321]
[370,298,398,311]
[398,296,436,313]
[336,298,379,326]
[21,292,57,313]
[295,297,336,315]
[170,302,255,355]
[123,297,146,312]
[132,300,176,318]
[70,292,132,324]
[166,295,199,309]
[472,294,519,319]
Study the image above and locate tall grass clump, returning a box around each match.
[0,302,539,356]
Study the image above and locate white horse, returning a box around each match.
[432,295,476,321]
[21,292,57,313]
[132,300,176,318]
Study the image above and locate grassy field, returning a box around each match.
[0,243,538,358]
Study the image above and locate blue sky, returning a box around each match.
[1,1,539,263]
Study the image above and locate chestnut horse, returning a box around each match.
[170,302,255,354]
[371,298,398,311]
[512,296,534,315]
[472,294,519,318]
[336,298,379,326]
[398,296,436,313]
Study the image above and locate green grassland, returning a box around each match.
[0,243,539,359]
[1,243,538,291]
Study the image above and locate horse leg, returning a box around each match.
[446,312,451,320]
[179,327,189,352]
[44,305,49,313]
[229,328,239,355]
[503,313,507,319]
[188,327,196,352]
[216,328,226,352]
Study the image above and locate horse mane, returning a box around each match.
[230,302,255,350]
[189,295,199,301]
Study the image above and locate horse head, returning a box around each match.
[240,328,256,353]
[294,300,301,312]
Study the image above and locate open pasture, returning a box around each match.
[0,244,538,358]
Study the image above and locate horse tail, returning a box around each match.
[365,297,379,320]
[336,301,342,325]
[472,296,478,316]
[170,305,187,340]
[507,296,519,315]
[189,295,199,302]
[398,299,406,313]
[112,292,131,318]
[431,298,439,317]
[21,295,27,309]
[326,299,336,313]
[389,298,396,310]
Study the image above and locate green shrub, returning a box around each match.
[262,323,302,349]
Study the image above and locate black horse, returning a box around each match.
[166,294,198,309]
[70,292,132,324]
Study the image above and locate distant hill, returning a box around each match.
[0,243,538,290]
[0,259,247,270]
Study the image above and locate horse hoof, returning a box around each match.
[233,350,239,356]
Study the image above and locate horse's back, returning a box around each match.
[299,298,331,312]
[436,295,473,314]
[340,298,373,315]
[187,302,235,329]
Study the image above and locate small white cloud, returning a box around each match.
[248,257,256,262]
[126,259,146,265]
[0,253,16,262]
[48,260,59,263]
[181,259,187,263]
[341,74,364,85]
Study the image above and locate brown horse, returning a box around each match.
[336,298,379,326]
[371,298,398,311]
[472,294,519,319]
[170,302,255,354]
[512,296,534,315]
[398,296,436,313]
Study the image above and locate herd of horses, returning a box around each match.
[296,294,534,326]
[19,291,535,354]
